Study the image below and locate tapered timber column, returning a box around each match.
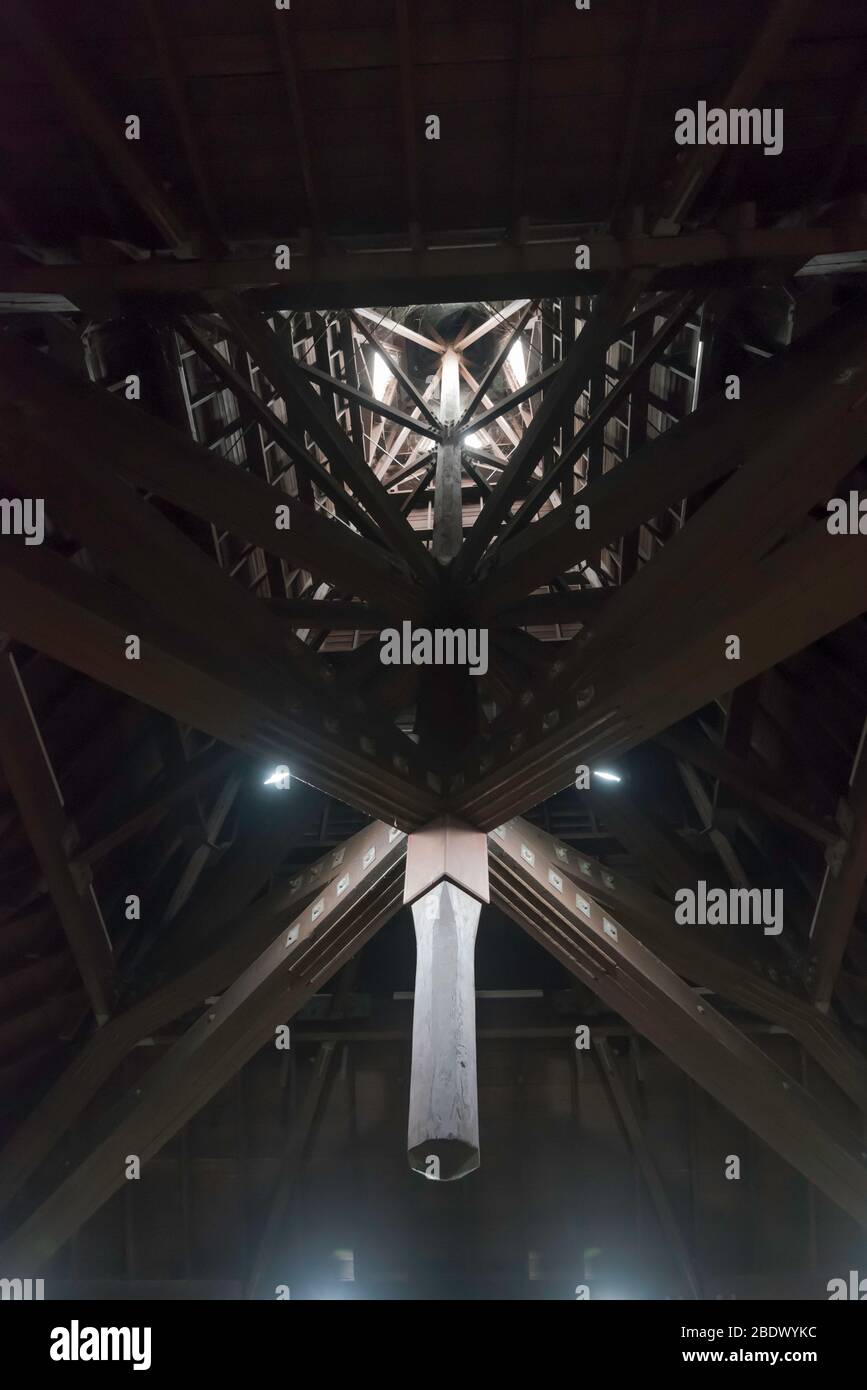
[404,817,489,1180]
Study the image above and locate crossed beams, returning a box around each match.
[489,819,867,1228]
[452,300,867,823]
[5,810,867,1273]
[0,822,408,1271]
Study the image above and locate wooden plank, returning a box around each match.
[494,291,698,546]
[455,303,867,820]
[141,0,223,247]
[347,311,439,430]
[271,0,321,241]
[3,0,199,252]
[293,358,441,441]
[394,0,422,240]
[0,369,431,798]
[457,302,537,428]
[73,745,238,869]
[588,788,704,901]
[244,957,360,1298]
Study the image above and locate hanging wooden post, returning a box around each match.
[404,817,489,1180]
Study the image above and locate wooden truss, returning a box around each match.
[1,0,867,1279]
[3,817,867,1276]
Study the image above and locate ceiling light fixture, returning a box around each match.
[507,338,527,386]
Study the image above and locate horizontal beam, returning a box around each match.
[6,225,867,307]
[495,589,610,627]
[267,598,385,628]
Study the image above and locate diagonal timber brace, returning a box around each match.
[506,817,867,1115]
[0,538,439,828]
[489,818,867,1229]
[0,822,408,1272]
[0,817,378,1213]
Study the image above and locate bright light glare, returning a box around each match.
[507,338,527,386]
[264,765,291,788]
[593,769,622,783]
[464,432,481,448]
[372,352,393,400]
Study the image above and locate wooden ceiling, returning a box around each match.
[1,0,866,246]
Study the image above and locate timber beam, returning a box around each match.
[493,291,699,548]
[489,819,867,1228]
[0,335,425,620]
[454,523,867,830]
[0,540,440,828]
[470,298,867,617]
[453,303,867,821]
[504,817,867,1116]
[6,224,867,308]
[174,318,386,545]
[0,653,114,1023]
[593,1037,702,1300]
[809,723,867,1009]
[656,724,840,849]
[0,817,386,1213]
[455,275,648,581]
[0,823,407,1270]
[206,293,439,588]
[293,358,441,441]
